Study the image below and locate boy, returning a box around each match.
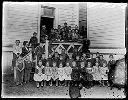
[16,55,25,85]
[35,42,45,63]
[108,54,116,87]
[24,55,32,83]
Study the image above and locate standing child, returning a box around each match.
[66,53,74,68]
[34,60,45,88]
[92,62,101,86]
[108,54,116,87]
[71,61,80,86]
[51,61,59,86]
[44,61,52,86]
[99,62,109,86]
[79,61,87,88]
[75,55,81,69]
[24,55,32,83]
[86,62,93,88]
[15,55,25,86]
[64,62,72,86]
[58,62,65,86]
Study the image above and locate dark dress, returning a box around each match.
[71,67,80,81]
[108,60,116,85]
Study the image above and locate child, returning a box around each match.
[108,54,116,87]
[81,53,87,67]
[86,62,93,88]
[66,53,74,67]
[24,55,32,83]
[58,62,65,86]
[99,54,107,67]
[34,60,45,88]
[51,61,59,86]
[92,62,101,86]
[41,54,47,66]
[88,53,95,66]
[99,62,109,86]
[15,55,25,85]
[71,61,80,86]
[79,61,87,88]
[64,62,72,86]
[75,55,81,69]
[44,61,52,86]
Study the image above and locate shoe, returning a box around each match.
[37,84,39,88]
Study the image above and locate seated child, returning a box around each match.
[99,62,109,86]
[51,61,59,86]
[24,55,32,83]
[15,55,25,85]
[92,62,101,85]
[64,62,72,86]
[34,60,45,88]
[86,62,94,88]
[44,61,52,86]
[71,61,80,86]
[58,62,65,86]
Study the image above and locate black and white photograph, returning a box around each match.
[2,2,127,98]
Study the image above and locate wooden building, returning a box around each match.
[2,2,127,74]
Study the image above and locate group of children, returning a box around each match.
[41,22,85,43]
[32,51,116,88]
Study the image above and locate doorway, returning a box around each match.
[40,17,54,41]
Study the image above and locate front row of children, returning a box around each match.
[33,53,110,88]
[15,52,114,89]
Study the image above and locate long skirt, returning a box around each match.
[34,74,45,82]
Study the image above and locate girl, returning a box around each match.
[66,53,74,68]
[34,60,45,88]
[24,55,32,83]
[58,62,65,86]
[99,62,109,86]
[44,61,52,86]
[15,55,24,86]
[71,61,80,86]
[64,62,72,86]
[92,62,101,86]
[51,61,59,86]
[86,62,93,88]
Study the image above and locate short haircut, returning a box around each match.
[33,32,37,35]
[15,40,20,43]
[23,41,28,46]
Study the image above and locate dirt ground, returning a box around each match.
[2,74,126,98]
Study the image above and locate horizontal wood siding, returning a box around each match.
[87,3,126,49]
[79,3,87,29]
[3,3,39,47]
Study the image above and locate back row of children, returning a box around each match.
[33,50,116,88]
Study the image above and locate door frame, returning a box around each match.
[37,4,55,43]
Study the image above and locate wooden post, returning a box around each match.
[45,39,49,59]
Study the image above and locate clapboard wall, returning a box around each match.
[79,3,87,30]
[87,3,126,49]
[3,3,39,47]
